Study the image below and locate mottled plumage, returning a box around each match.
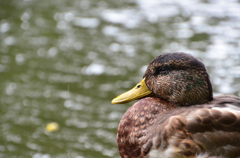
[112,53,240,158]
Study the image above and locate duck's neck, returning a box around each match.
[119,97,178,134]
[117,97,178,157]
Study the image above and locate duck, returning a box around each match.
[111,52,240,158]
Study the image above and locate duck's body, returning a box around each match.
[112,53,240,158]
[118,96,240,158]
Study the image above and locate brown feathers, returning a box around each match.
[117,98,177,158]
[114,53,240,158]
[118,96,240,158]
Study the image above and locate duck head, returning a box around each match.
[112,52,213,106]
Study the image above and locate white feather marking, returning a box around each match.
[196,153,210,158]
[212,104,240,115]
[149,146,181,158]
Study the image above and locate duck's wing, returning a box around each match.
[140,95,240,158]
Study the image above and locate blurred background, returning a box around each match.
[0,0,240,157]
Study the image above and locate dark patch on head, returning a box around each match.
[196,78,204,87]
[186,85,191,93]
[150,52,205,68]
[188,75,193,81]
[181,73,185,78]
[144,52,206,79]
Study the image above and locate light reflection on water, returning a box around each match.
[0,0,240,158]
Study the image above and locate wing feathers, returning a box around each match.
[187,108,240,132]
[144,101,240,157]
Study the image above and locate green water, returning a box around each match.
[0,0,240,158]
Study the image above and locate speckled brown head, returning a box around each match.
[144,52,213,106]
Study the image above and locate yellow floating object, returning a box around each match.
[46,122,59,132]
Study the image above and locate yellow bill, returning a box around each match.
[112,78,153,104]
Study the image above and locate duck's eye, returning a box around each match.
[154,67,169,76]
[137,85,141,88]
